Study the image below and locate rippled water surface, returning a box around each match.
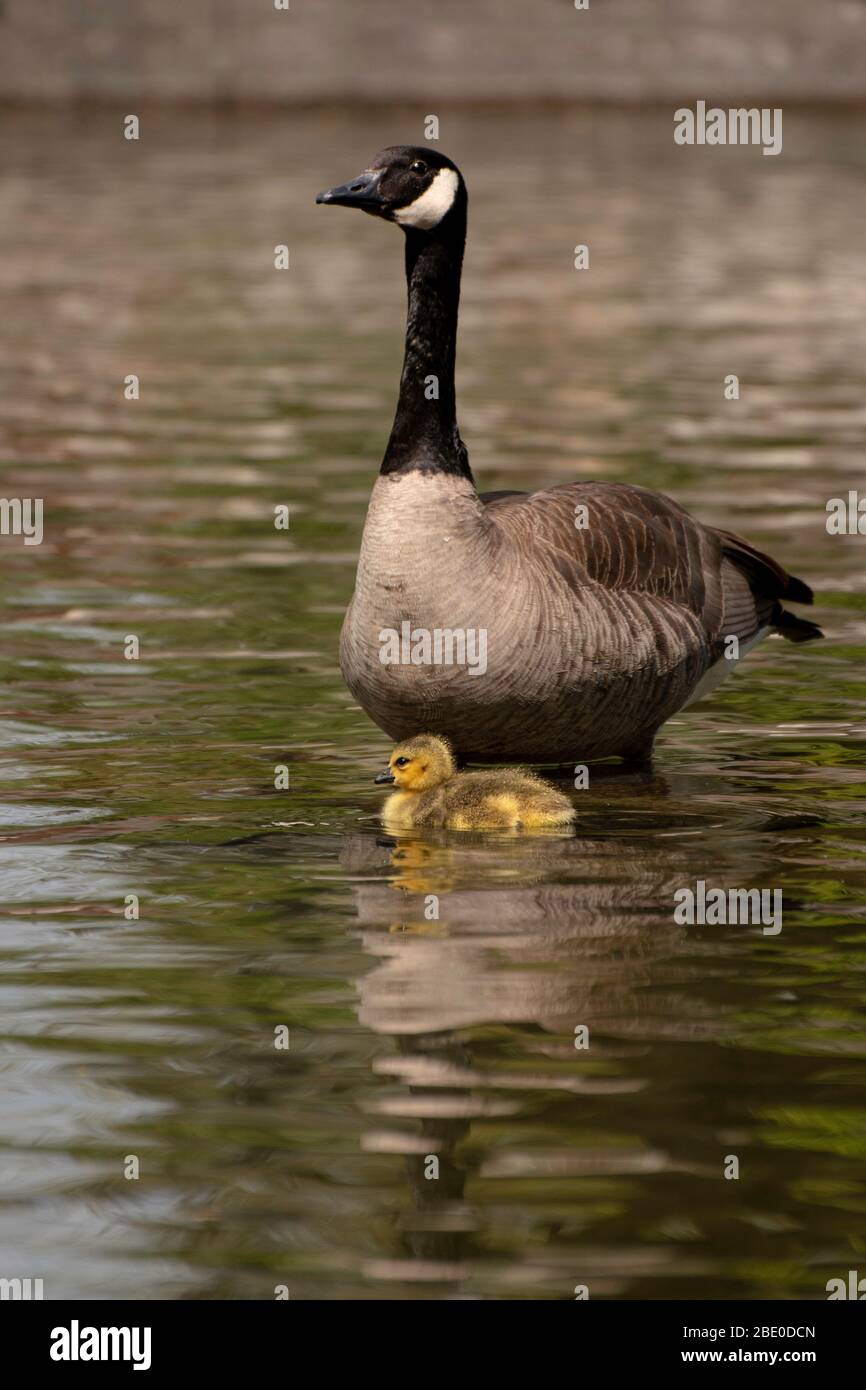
[1,107,865,1299]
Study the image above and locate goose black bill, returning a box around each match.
[316,169,387,213]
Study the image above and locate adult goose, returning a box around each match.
[317,146,821,764]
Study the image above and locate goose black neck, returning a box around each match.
[380,205,472,480]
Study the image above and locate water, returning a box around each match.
[1,106,865,1300]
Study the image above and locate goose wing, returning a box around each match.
[482,480,820,648]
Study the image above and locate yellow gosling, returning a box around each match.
[374,733,575,832]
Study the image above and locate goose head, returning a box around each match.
[317,146,465,233]
[373,733,456,791]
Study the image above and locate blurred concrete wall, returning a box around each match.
[1,0,864,103]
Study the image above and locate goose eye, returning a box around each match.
[409,160,428,175]
[394,756,410,768]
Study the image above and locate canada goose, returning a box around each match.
[374,733,576,831]
[318,147,822,764]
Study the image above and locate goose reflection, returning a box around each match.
[341,771,811,1295]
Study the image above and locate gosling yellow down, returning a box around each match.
[374,734,575,831]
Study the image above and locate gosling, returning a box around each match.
[374,734,576,831]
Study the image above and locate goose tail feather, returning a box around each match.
[772,607,824,643]
[716,527,823,641]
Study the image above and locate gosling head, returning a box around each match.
[316,146,465,234]
[373,734,456,792]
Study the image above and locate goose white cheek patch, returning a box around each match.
[394,167,459,230]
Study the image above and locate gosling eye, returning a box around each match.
[394,756,410,768]
[409,160,428,175]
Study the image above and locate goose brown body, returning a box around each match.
[320,146,822,765]
[341,470,820,763]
